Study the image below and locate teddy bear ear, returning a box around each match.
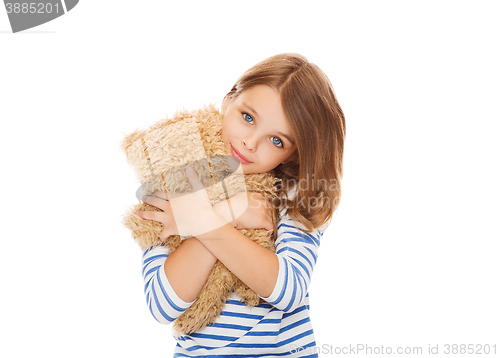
[121,129,146,157]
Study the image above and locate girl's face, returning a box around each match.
[221,85,297,174]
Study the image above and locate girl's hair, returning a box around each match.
[225,53,346,232]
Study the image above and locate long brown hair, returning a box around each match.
[225,53,346,232]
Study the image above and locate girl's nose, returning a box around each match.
[242,137,257,151]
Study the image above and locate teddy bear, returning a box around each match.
[121,104,279,335]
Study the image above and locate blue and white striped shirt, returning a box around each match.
[141,213,326,357]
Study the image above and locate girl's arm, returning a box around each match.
[142,244,202,324]
[160,192,273,302]
[141,239,218,325]
[195,217,279,298]
[163,237,217,302]
[195,212,324,312]
[139,190,275,321]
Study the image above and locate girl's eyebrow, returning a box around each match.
[242,102,295,146]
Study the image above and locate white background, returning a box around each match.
[1,1,499,357]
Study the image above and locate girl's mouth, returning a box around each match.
[230,144,252,164]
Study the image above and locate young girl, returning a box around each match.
[136,53,345,357]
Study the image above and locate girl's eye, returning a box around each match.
[271,137,283,148]
[243,113,254,124]
[242,112,283,148]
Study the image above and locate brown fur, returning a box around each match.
[121,105,279,336]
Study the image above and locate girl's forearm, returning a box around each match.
[195,214,279,298]
[163,237,217,302]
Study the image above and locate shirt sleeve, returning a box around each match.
[142,245,195,324]
[259,214,325,313]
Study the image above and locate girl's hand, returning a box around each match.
[136,191,178,241]
[135,166,222,240]
[213,192,274,231]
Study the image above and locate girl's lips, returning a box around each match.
[230,144,252,164]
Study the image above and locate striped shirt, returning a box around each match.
[141,213,326,357]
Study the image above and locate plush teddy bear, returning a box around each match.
[121,105,279,335]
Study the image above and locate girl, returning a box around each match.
[136,53,345,357]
